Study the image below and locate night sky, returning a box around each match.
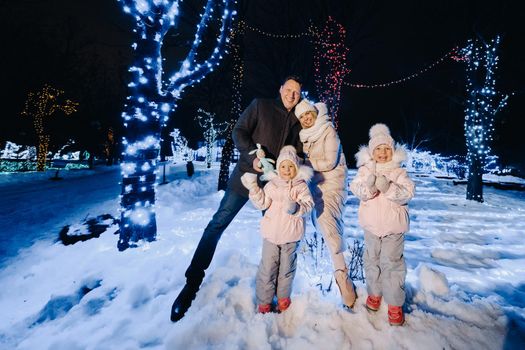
[2,0,524,171]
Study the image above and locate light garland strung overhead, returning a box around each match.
[345,46,460,89]
[242,20,312,39]
[233,20,463,90]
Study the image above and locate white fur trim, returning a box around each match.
[296,164,314,182]
[355,143,407,169]
[355,145,373,168]
[264,164,313,182]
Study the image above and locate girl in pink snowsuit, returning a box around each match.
[350,123,415,326]
[241,145,314,313]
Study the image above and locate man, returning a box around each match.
[171,76,303,322]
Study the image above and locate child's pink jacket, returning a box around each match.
[249,166,314,245]
[350,145,415,237]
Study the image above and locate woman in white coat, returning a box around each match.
[295,99,357,308]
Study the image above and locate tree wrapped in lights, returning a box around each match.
[460,35,508,202]
[170,128,193,163]
[117,0,236,250]
[21,84,78,171]
[218,21,245,190]
[312,17,350,129]
[196,109,228,168]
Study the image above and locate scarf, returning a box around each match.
[299,114,331,144]
[376,159,399,172]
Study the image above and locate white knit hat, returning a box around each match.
[368,123,394,152]
[276,145,300,174]
[294,99,317,118]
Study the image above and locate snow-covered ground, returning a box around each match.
[0,166,121,265]
[0,163,524,349]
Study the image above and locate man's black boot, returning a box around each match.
[170,283,199,322]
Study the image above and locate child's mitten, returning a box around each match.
[284,198,298,215]
[375,175,391,193]
[366,174,377,192]
[240,173,259,191]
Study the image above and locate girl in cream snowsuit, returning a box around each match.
[350,123,415,326]
[240,145,314,313]
[294,99,357,309]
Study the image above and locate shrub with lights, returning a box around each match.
[116,0,236,250]
[170,128,194,164]
[195,108,228,168]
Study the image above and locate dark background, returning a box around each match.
[1,0,524,172]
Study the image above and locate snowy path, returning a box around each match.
[0,166,122,265]
[0,167,524,349]
[0,164,201,266]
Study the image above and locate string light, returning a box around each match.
[345,46,459,89]
[242,20,311,39]
[116,0,236,250]
[0,160,37,172]
[170,128,193,163]
[196,109,228,168]
[312,17,349,129]
[240,20,459,93]
[460,35,508,202]
[218,20,245,190]
[21,84,78,171]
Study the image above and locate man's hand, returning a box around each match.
[252,158,263,172]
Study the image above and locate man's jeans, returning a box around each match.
[184,189,248,286]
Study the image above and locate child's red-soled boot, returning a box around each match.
[277,298,291,312]
[388,305,405,326]
[365,295,382,312]
[258,304,271,314]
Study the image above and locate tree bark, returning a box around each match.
[466,155,483,202]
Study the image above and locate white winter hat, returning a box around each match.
[294,99,317,118]
[276,145,300,173]
[368,123,394,152]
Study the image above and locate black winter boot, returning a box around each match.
[170,283,199,322]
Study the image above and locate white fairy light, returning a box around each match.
[116,0,236,249]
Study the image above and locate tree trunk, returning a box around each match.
[36,134,50,171]
[466,155,483,202]
[118,20,167,250]
[218,132,234,191]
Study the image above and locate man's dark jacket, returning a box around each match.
[227,97,303,197]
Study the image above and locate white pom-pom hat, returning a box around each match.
[368,123,394,152]
[294,99,317,118]
[276,145,300,170]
